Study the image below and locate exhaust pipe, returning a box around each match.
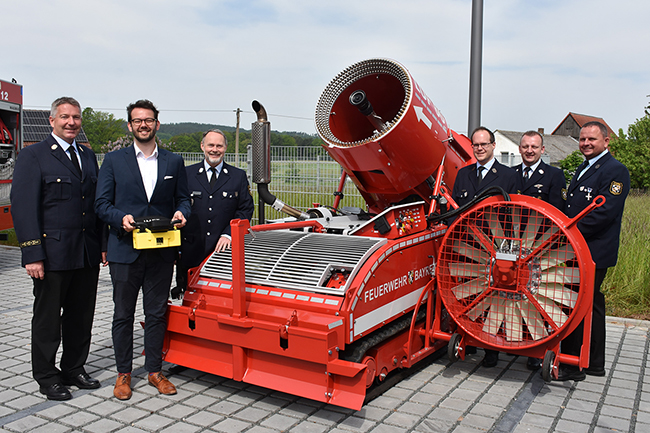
[251,100,310,221]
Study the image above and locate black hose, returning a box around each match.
[427,185,511,224]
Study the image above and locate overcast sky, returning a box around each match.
[5,0,649,136]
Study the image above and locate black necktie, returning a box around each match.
[477,166,485,186]
[209,167,217,187]
[523,166,531,183]
[69,146,81,176]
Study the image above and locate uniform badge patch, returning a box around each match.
[610,181,623,195]
[561,188,567,200]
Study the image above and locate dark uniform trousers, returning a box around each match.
[561,152,629,371]
[32,264,99,387]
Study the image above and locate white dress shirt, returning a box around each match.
[134,143,158,201]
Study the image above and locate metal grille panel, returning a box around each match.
[200,231,386,295]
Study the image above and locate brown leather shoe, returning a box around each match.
[113,374,132,400]
[148,372,177,395]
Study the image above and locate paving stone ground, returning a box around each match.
[1,245,648,432]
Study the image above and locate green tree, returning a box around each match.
[558,150,584,184]
[82,108,127,152]
[609,112,650,189]
[165,132,203,153]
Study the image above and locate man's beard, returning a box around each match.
[134,128,156,144]
[206,153,223,166]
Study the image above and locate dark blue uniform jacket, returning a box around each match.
[451,159,518,208]
[513,160,567,212]
[565,152,629,268]
[11,136,103,270]
[180,161,254,268]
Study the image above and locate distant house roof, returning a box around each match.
[23,110,89,146]
[551,112,617,139]
[496,130,578,164]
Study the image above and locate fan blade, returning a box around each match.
[537,283,578,308]
[536,295,568,327]
[517,299,547,340]
[504,299,524,342]
[487,212,506,246]
[521,210,543,248]
[452,240,490,264]
[466,222,495,253]
[483,297,506,336]
[449,262,485,278]
[539,245,576,270]
[510,206,522,230]
[532,225,560,250]
[452,277,488,300]
[541,267,580,285]
[467,294,493,321]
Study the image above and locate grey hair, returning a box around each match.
[201,129,228,146]
[50,97,81,117]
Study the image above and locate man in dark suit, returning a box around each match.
[174,129,254,295]
[95,99,190,400]
[555,121,629,382]
[513,130,566,212]
[11,97,104,400]
[512,130,566,370]
[451,126,518,208]
[451,126,518,368]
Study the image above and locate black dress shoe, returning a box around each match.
[481,349,499,368]
[585,367,606,377]
[527,357,542,370]
[39,383,72,401]
[62,372,100,389]
[554,366,585,382]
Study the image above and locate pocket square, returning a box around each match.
[164,175,174,180]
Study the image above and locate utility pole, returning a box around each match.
[235,108,241,167]
[468,0,484,135]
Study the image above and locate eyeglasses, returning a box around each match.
[131,118,156,126]
[471,142,493,149]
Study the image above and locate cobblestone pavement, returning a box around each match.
[0,245,648,433]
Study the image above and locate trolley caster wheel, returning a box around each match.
[448,333,462,363]
[541,350,556,382]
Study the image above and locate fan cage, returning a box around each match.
[437,199,588,350]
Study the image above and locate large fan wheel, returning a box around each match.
[437,195,594,353]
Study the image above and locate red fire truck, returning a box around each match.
[0,78,23,232]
